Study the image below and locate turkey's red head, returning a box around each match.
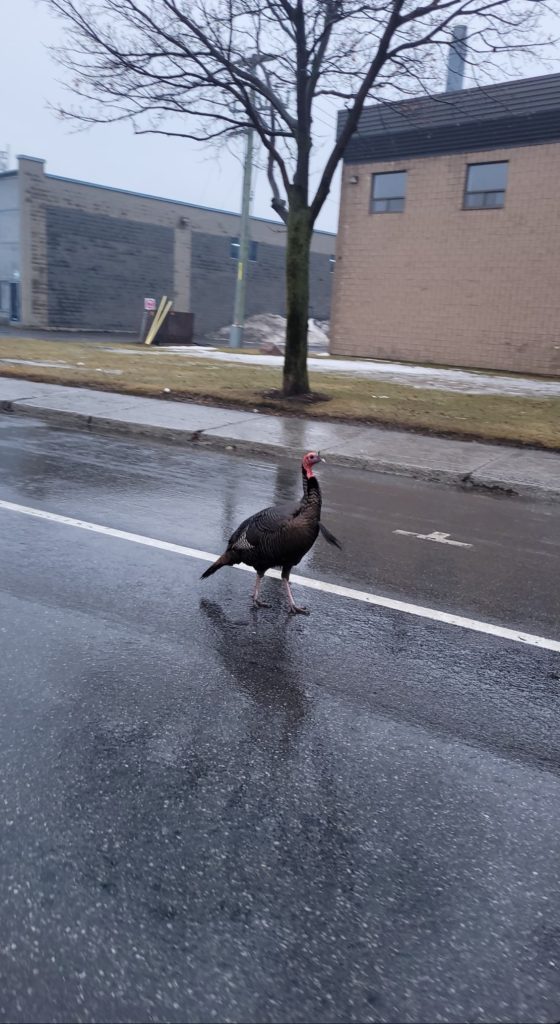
[302,451,324,478]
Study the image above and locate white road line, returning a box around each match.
[394,529,473,548]
[1,498,559,653]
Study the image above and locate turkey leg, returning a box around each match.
[252,573,270,609]
[282,570,309,615]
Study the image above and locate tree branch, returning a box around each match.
[309,0,405,223]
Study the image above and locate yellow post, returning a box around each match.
[145,295,170,345]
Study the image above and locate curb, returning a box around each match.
[3,398,560,504]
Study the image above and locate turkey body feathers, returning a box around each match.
[229,487,320,572]
[236,501,316,563]
[200,471,324,579]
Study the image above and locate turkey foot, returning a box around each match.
[252,575,270,609]
[283,578,310,615]
[288,603,310,616]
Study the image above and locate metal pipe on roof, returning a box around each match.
[446,25,468,92]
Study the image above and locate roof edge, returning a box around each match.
[352,70,560,124]
[41,170,335,236]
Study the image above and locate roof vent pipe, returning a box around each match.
[446,25,468,92]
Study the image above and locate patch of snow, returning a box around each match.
[0,358,75,369]
[210,313,329,351]
[104,347,560,398]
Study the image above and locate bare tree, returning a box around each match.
[45,0,551,395]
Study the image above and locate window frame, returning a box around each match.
[463,160,508,211]
[370,170,407,215]
[230,237,258,261]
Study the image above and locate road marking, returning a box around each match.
[1,498,559,653]
[394,529,473,548]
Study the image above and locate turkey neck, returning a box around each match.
[300,467,322,519]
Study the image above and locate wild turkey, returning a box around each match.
[200,451,341,614]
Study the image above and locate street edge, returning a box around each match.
[3,399,559,503]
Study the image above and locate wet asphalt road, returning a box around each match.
[0,414,559,1024]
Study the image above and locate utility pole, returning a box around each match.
[229,52,274,348]
[229,121,254,348]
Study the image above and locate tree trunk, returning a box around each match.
[283,190,312,396]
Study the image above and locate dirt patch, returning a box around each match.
[262,388,331,405]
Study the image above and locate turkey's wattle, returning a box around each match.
[200,451,341,614]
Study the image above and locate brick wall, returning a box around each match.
[15,156,334,336]
[192,232,332,336]
[309,250,333,322]
[331,143,560,376]
[46,208,174,330]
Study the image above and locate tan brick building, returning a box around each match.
[331,73,560,376]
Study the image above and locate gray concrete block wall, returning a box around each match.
[14,155,335,334]
[46,207,174,330]
[191,231,333,337]
[191,231,286,336]
[309,250,332,321]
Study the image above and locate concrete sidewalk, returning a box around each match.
[1,377,559,501]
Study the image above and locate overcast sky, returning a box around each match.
[2,0,558,233]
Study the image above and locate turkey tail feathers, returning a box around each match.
[200,552,233,579]
[319,523,342,549]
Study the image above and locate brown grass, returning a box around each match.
[1,337,559,449]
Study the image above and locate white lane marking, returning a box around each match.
[394,529,473,549]
[0,498,558,653]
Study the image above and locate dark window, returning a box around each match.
[329,255,336,273]
[371,171,407,213]
[230,237,258,261]
[464,161,508,209]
